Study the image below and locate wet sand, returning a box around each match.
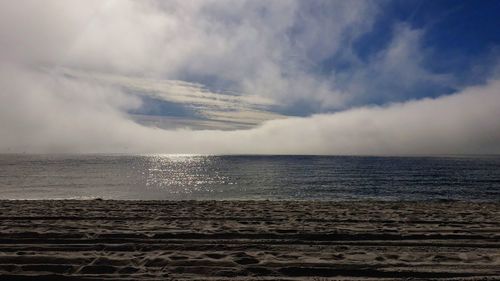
[0,200,499,280]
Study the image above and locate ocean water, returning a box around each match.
[0,154,499,201]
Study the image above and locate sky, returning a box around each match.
[1,0,500,155]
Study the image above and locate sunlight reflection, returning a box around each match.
[143,154,233,194]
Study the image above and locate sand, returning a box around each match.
[0,200,499,280]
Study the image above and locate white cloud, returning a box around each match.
[60,68,284,129]
[0,0,499,155]
[0,0,384,109]
[1,64,499,155]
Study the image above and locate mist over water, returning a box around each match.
[0,154,499,201]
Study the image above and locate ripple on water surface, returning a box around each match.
[0,154,499,201]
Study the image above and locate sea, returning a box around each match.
[0,154,499,201]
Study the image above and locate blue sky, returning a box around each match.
[293,0,500,111]
[1,0,500,154]
[359,1,500,57]
[363,0,500,85]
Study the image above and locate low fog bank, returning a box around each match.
[1,65,499,155]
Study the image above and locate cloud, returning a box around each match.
[323,23,455,109]
[1,0,499,155]
[0,0,456,111]
[1,63,499,155]
[0,64,140,152]
[0,0,386,110]
[60,68,284,129]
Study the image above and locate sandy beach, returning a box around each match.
[0,200,499,280]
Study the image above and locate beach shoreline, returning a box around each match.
[0,200,499,280]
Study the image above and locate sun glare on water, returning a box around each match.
[143,154,232,194]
